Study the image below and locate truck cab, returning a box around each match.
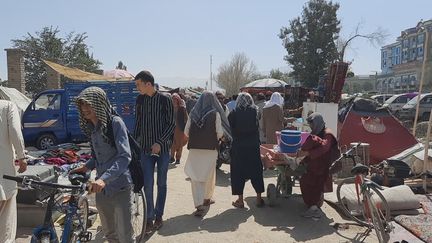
[22,81,138,149]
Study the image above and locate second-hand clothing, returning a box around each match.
[184,112,223,207]
[228,106,264,195]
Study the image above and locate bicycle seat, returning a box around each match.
[68,172,90,185]
[351,163,369,175]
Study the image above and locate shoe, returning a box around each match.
[145,220,153,234]
[169,157,175,163]
[175,160,180,165]
[154,217,163,230]
[193,206,206,217]
[301,205,322,218]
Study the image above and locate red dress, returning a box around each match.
[299,128,337,207]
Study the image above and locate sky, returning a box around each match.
[0,0,431,88]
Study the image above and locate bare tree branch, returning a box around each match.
[338,23,389,61]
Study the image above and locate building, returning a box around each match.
[377,19,432,94]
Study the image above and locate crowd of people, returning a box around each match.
[0,70,339,243]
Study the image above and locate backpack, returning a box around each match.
[107,116,144,193]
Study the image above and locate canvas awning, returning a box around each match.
[43,60,131,81]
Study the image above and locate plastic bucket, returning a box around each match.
[279,130,301,153]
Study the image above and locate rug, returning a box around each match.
[394,194,432,243]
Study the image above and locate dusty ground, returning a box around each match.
[16,148,421,243]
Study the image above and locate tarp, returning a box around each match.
[0,86,31,115]
[242,78,288,88]
[338,98,418,164]
[43,60,130,81]
[103,69,134,79]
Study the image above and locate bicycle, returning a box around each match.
[332,143,393,243]
[4,174,91,243]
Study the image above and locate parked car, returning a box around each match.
[371,94,394,104]
[22,81,138,149]
[398,93,432,121]
[383,93,418,113]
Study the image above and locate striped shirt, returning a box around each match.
[134,92,175,154]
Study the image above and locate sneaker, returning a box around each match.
[301,205,321,218]
[169,157,175,163]
[175,160,180,165]
[154,217,163,230]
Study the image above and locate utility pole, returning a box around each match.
[210,55,213,91]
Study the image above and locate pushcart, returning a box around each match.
[260,144,305,206]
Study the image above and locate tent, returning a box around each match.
[338,98,418,164]
[0,86,31,115]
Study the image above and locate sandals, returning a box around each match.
[193,205,208,217]
[232,199,245,208]
[203,199,215,206]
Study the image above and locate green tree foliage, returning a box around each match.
[12,27,101,95]
[116,61,127,70]
[279,0,340,88]
[269,69,291,82]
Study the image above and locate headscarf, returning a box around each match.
[236,92,256,110]
[263,92,284,109]
[189,91,232,140]
[307,112,326,135]
[172,93,186,108]
[76,86,114,145]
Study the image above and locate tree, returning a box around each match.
[215,53,257,96]
[337,23,388,61]
[269,69,291,82]
[362,81,374,91]
[116,61,127,70]
[279,0,340,88]
[12,26,101,95]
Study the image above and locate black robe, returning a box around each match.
[228,107,263,181]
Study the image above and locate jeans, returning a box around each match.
[141,152,170,221]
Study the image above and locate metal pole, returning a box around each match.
[423,107,432,191]
[413,30,429,136]
[210,55,213,91]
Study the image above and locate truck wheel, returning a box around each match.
[37,134,57,150]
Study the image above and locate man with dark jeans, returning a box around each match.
[134,71,175,233]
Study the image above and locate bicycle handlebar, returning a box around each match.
[330,142,363,168]
[3,175,85,191]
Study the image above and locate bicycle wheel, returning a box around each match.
[366,187,392,243]
[70,196,89,243]
[132,188,147,243]
[336,177,370,226]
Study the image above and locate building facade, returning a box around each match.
[377,19,432,94]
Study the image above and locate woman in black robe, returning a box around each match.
[228,92,265,208]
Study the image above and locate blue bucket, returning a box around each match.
[279,130,301,153]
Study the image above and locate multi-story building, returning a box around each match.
[377,19,432,94]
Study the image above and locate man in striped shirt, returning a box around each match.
[134,70,175,233]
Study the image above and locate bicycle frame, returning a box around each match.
[3,175,88,243]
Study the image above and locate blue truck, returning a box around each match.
[22,81,138,149]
